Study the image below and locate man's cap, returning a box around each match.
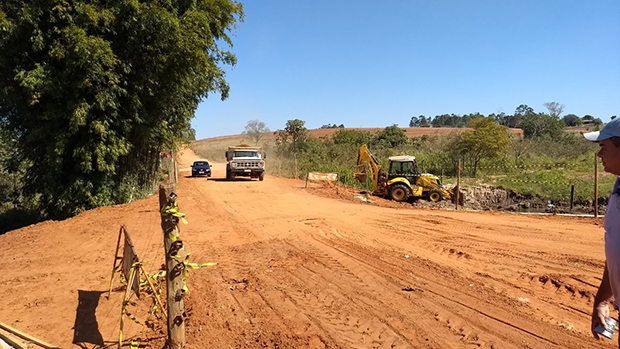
[584,118,620,142]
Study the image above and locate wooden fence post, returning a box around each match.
[174,159,178,184]
[159,184,185,349]
[455,158,461,210]
[570,184,575,211]
[594,153,598,218]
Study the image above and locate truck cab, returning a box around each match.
[225,146,266,181]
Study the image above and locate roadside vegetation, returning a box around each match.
[266,120,605,205]
[193,105,611,207]
[0,0,243,233]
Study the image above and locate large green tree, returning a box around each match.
[456,117,510,176]
[520,113,565,139]
[374,125,408,147]
[562,114,581,127]
[331,129,373,147]
[274,119,309,178]
[275,119,308,153]
[0,0,243,218]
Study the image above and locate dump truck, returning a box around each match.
[355,144,453,202]
[225,145,266,181]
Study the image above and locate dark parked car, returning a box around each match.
[191,161,212,177]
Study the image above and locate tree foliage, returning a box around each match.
[509,135,532,163]
[456,117,510,176]
[409,115,431,127]
[520,113,565,139]
[374,125,408,148]
[0,0,243,218]
[543,102,565,119]
[562,114,581,127]
[514,104,535,118]
[244,120,270,144]
[275,119,308,154]
[331,129,373,147]
[319,123,344,129]
[582,115,603,126]
[432,113,480,128]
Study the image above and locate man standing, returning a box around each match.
[585,118,620,344]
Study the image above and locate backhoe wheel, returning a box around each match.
[428,190,443,202]
[389,183,411,202]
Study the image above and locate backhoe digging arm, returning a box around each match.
[355,144,383,193]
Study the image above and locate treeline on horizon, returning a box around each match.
[320,103,612,132]
[407,104,609,129]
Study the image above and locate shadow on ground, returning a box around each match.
[73,290,105,348]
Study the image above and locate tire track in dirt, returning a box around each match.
[275,221,518,348]
[280,239,423,348]
[306,230,528,347]
[304,228,607,349]
[362,213,604,324]
[291,204,609,348]
[186,240,337,348]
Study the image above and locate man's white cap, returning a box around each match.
[584,118,620,142]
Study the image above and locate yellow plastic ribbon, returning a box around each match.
[160,202,188,225]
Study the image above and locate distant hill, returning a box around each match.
[194,127,525,145]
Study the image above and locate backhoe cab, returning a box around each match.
[354,144,453,203]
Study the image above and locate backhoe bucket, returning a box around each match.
[354,171,368,183]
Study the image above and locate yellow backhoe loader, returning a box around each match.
[354,144,453,202]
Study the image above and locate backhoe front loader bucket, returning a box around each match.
[450,186,465,206]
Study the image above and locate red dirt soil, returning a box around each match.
[0,147,615,348]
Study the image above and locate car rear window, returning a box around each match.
[193,161,209,166]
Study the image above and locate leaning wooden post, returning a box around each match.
[455,158,461,210]
[570,184,575,211]
[594,153,598,218]
[107,226,123,299]
[159,184,185,349]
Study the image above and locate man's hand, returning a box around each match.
[592,301,610,339]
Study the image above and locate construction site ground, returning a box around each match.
[0,147,615,348]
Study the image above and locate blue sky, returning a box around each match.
[192,0,620,139]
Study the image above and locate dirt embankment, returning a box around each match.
[0,147,614,348]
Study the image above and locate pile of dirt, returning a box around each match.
[306,182,606,215]
[458,186,605,215]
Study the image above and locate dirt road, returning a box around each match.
[0,147,615,348]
